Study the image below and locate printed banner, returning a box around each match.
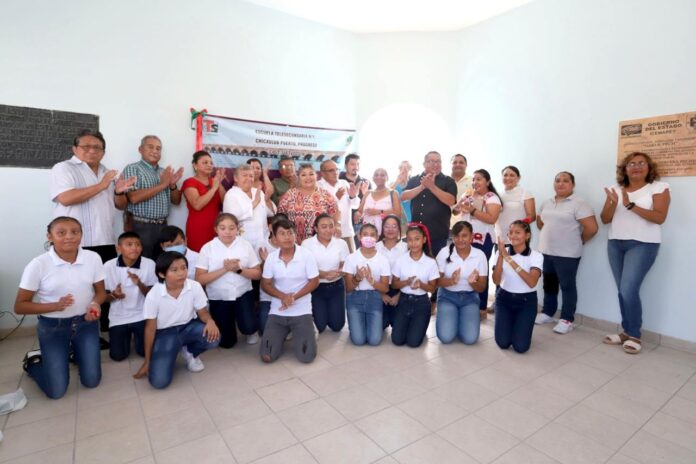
[618,111,696,177]
[200,114,356,171]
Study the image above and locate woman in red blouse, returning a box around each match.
[181,150,226,251]
[278,164,340,244]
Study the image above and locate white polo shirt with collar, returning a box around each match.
[392,253,440,296]
[301,235,349,283]
[143,279,208,330]
[196,237,260,301]
[436,246,488,292]
[50,155,116,247]
[492,249,544,293]
[19,247,105,318]
[223,186,275,249]
[317,178,359,238]
[104,255,157,327]
[342,249,391,291]
[538,194,595,258]
[262,246,319,317]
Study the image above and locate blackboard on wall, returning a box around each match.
[0,105,99,168]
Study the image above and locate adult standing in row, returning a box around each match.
[278,164,340,244]
[51,129,136,339]
[271,157,297,205]
[318,160,360,252]
[123,135,184,258]
[247,157,274,197]
[495,166,536,244]
[601,152,670,354]
[340,153,370,242]
[358,168,402,236]
[450,154,472,230]
[390,160,412,226]
[536,171,597,334]
[182,150,225,252]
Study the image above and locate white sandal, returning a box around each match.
[603,333,629,345]
[622,337,642,354]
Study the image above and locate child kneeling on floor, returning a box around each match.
[134,251,220,389]
[259,219,319,363]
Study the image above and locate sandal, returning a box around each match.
[603,333,629,345]
[622,337,642,354]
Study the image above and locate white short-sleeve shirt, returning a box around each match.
[104,256,157,327]
[223,186,274,248]
[538,195,595,258]
[262,246,319,317]
[50,156,116,247]
[196,237,260,301]
[458,192,502,244]
[436,246,488,292]
[493,249,544,294]
[143,279,208,330]
[392,252,440,296]
[607,182,669,243]
[301,235,349,283]
[496,186,534,244]
[376,240,408,269]
[19,247,105,319]
[342,249,391,291]
[318,178,359,238]
[184,248,198,280]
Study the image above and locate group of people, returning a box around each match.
[14,128,670,399]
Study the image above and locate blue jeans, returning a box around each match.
[436,288,480,344]
[312,280,346,333]
[28,315,101,399]
[391,293,431,347]
[258,301,271,336]
[346,290,383,346]
[209,290,257,348]
[382,288,399,329]
[472,234,494,310]
[607,239,659,338]
[109,320,145,361]
[149,319,219,389]
[542,255,581,322]
[494,289,537,353]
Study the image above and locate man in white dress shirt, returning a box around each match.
[318,160,360,252]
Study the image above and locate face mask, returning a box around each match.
[360,236,377,249]
[164,244,186,255]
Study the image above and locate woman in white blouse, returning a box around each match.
[495,166,536,244]
[600,152,670,355]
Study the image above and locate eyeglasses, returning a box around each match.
[78,145,104,153]
[627,161,647,168]
[425,159,442,164]
[321,168,338,173]
[383,224,399,230]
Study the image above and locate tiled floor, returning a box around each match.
[1,318,696,464]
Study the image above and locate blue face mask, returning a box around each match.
[164,244,186,255]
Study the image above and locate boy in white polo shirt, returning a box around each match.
[260,219,319,363]
[104,232,157,361]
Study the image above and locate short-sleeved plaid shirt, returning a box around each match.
[123,159,171,220]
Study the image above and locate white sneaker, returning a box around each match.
[535,313,555,325]
[246,333,259,345]
[553,319,574,334]
[180,347,205,372]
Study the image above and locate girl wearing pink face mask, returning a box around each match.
[342,223,391,345]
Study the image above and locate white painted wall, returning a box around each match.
[453,0,696,341]
[0,0,356,328]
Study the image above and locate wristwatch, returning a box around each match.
[236,268,243,274]
[626,202,636,210]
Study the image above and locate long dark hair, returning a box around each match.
[474,169,502,203]
[507,220,532,256]
[446,221,473,263]
[378,214,402,242]
[406,223,433,258]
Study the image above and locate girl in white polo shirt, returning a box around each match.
[492,220,543,354]
[134,251,220,389]
[343,223,391,346]
[196,213,262,347]
[376,214,408,329]
[260,219,319,363]
[15,217,106,399]
[390,223,440,348]
[435,221,488,345]
[302,214,349,334]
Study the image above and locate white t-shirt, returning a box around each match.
[104,256,157,327]
[607,182,669,243]
[342,249,391,291]
[19,247,105,319]
[143,279,208,330]
[262,246,319,317]
[50,156,116,247]
[196,237,260,301]
[318,178,360,238]
[223,186,274,249]
[538,195,595,258]
[256,237,278,303]
[496,186,534,244]
[492,249,544,294]
[301,235,349,283]
[435,246,488,292]
[392,252,440,296]
[458,192,502,244]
